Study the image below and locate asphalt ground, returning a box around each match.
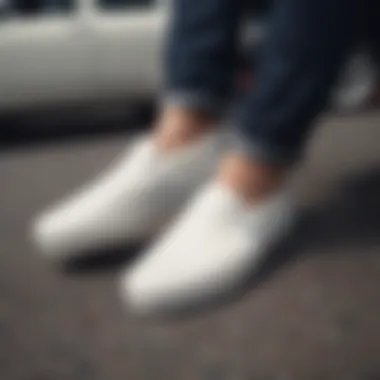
[1,112,380,380]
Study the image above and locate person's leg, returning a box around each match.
[165,0,242,112]
[220,0,361,204]
[123,0,363,316]
[363,0,380,65]
[361,0,380,107]
[154,0,243,152]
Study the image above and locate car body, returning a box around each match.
[0,0,170,114]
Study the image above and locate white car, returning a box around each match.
[0,0,169,114]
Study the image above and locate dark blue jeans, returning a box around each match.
[165,0,380,164]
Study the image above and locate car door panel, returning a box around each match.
[90,2,167,100]
[0,14,97,111]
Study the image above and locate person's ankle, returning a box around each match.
[154,106,218,153]
[218,154,288,205]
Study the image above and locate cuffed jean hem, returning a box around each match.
[162,90,302,166]
[231,129,303,167]
[162,90,230,116]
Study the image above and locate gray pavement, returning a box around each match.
[1,113,380,380]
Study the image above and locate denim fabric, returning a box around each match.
[164,0,244,113]
[165,0,378,164]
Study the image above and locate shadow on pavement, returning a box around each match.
[62,243,145,275]
[255,165,380,284]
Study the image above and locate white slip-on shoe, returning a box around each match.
[121,181,296,316]
[31,130,228,260]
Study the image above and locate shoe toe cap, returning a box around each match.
[31,210,67,258]
[121,266,171,317]
[120,256,228,317]
[31,205,90,260]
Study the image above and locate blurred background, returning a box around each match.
[0,0,377,143]
[1,1,380,379]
